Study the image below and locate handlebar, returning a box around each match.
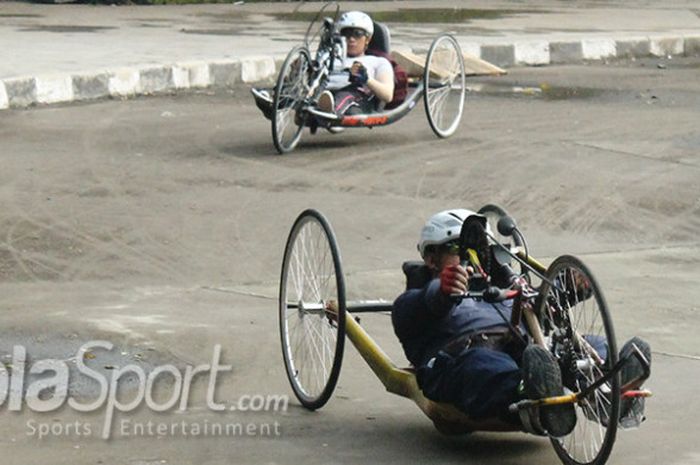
[451,285,520,304]
[450,275,536,304]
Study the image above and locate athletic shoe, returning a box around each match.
[619,337,651,426]
[522,345,577,437]
[620,337,651,389]
[581,337,651,427]
[251,88,274,120]
[318,90,335,114]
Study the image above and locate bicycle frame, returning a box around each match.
[340,303,520,432]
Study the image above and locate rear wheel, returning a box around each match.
[536,255,619,465]
[424,34,466,138]
[272,46,311,154]
[477,204,525,275]
[477,204,525,249]
[279,209,346,410]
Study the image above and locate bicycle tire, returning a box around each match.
[423,33,466,138]
[536,255,620,465]
[279,209,346,410]
[272,46,311,154]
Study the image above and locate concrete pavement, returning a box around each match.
[1,0,699,110]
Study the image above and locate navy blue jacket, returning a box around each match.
[392,278,514,367]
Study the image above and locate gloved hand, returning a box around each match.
[349,61,369,86]
[439,264,468,296]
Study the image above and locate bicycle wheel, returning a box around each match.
[301,2,339,59]
[423,33,466,138]
[272,46,311,154]
[279,209,346,410]
[477,204,525,249]
[477,204,526,276]
[536,255,620,465]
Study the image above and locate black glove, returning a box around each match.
[349,62,368,86]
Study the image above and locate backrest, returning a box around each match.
[368,21,391,54]
[402,261,432,290]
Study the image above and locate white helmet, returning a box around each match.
[336,11,374,37]
[417,209,490,257]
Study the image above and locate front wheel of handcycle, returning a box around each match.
[272,46,312,154]
[423,33,466,138]
[536,255,620,465]
[279,209,346,410]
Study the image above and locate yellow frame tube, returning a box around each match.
[516,250,547,274]
[343,311,519,432]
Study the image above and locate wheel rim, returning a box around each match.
[424,34,466,138]
[302,2,339,59]
[272,47,311,154]
[477,204,526,276]
[477,204,524,249]
[538,256,619,465]
[279,210,345,409]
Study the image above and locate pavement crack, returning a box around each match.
[570,141,700,169]
[654,350,700,361]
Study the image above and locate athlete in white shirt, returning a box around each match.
[318,11,395,115]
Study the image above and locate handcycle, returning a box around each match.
[278,205,652,465]
[251,2,466,154]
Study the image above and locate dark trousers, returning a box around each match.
[418,347,523,423]
[416,335,609,423]
[332,87,376,115]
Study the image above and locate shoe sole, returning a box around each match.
[620,337,651,389]
[523,346,577,437]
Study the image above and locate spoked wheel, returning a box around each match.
[301,1,340,59]
[477,204,525,249]
[423,33,466,138]
[477,204,526,275]
[272,46,312,154]
[279,209,346,410]
[536,255,620,465]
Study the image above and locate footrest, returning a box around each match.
[508,392,578,413]
[622,389,652,399]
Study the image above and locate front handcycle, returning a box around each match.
[278,207,651,465]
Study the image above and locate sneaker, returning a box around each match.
[318,90,335,114]
[251,88,274,120]
[619,337,651,424]
[522,345,577,437]
[620,337,651,389]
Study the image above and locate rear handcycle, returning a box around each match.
[252,2,467,154]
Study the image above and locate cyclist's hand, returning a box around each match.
[349,61,368,86]
[439,262,468,296]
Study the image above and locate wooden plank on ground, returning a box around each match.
[392,50,507,78]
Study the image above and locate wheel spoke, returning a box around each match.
[542,256,619,465]
[279,211,345,409]
[424,35,465,138]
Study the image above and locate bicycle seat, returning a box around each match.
[402,260,432,290]
[368,22,391,54]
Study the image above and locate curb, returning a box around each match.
[1,32,699,111]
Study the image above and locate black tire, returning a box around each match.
[279,209,346,410]
[536,255,620,465]
[477,204,525,249]
[477,204,525,275]
[272,46,311,154]
[423,33,466,138]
